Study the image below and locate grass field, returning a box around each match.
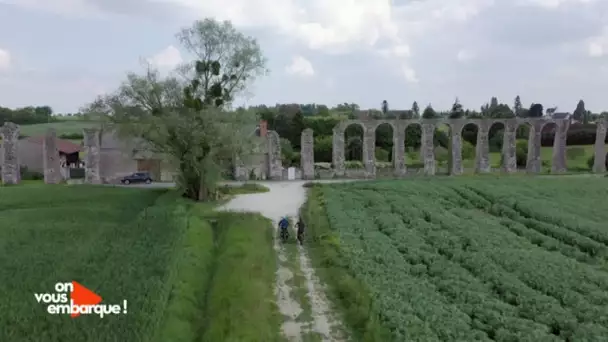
[303,177,608,341]
[18,120,100,137]
[0,184,280,342]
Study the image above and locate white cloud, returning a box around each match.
[0,49,11,71]
[401,65,418,83]
[587,27,608,57]
[457,49,477,62]
[516,0,597,9]
[285,56,314,77]
[147,45,182,69]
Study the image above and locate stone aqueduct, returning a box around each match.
[1,117,608,184]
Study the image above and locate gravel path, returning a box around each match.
[218,181,347,342]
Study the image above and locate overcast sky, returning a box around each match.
[0,0,607,113]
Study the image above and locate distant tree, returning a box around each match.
[528,103,544,117]
[83,18,267,201]
[290,110,306,149]
[546,107,557,116]
[573,100,586,122]
[411,101,420,118]
[422,104,437,119]
[449,98,464,119]
[317,105,330,117]
[381,100,388,115]
[514,95,523,117]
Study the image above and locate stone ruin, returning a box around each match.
[0,122,20,184]
[321,117,607,178]
[1,117,608,185]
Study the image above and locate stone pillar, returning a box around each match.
[1,122,20,185]
[300,128,315,180]
[393,124,406,177]
[332,127,345,176]
[475,121,491,173]
[421,123,435,175]
[449,122,464,175]
[43,128,62,184]
[363,125,376,178]
[267,130,283,180]
[526,120,542,173]
[502,120,517,173]
[551,120,569,173]
[593,118,607,173]
[83,128,101,184]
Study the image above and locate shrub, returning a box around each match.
[515,139,528,167]
[375,147,390,162]
[489,129,504,153]
[434,146,449,166]
[586,153,608,170]
[345,160,364,169]
[499,139,528,168]
[565,147,586,161]
[19,166,43,180]
[461,140,475,160]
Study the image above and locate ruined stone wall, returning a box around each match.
[43,128,62,184]
[300,128,314,180]
[267,130,283,180]
[83,128,101,184]
[322,117,581,177]
[1,122,20,184]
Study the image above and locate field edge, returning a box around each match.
[301,185,392,342]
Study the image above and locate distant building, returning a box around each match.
[18,135,81,173]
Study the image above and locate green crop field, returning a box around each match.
[0,184,279,342]
[18,120,101,137]
[303,177,608,341]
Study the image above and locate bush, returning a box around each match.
[345,160,364,169]
[587,153,608,170]
[565,147,586,161]
[515,139,528,167]
[20,166,43,180]
[434,146,449,166]
[461,140,475,160]
[375,147,390,162]
[489,129,504,153]
[313,135,332,163]
[59,133,84,140]
[500,139,528,168]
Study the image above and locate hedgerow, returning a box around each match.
[305,177,608,341]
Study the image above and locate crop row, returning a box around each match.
[321,178,608,341]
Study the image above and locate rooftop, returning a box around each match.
[25,136,82,154]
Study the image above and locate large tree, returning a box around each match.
[83,18,267,201]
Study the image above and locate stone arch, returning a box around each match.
[373,120,395,169]
[403,121,423,173]
[487,120,506,170]
[332,120,365,177]
[460,121,478,171]
[433,120,451,175]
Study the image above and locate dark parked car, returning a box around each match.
[120,172,152,185]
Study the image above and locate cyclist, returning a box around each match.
[296,216,305,245]
[278,216,290,240]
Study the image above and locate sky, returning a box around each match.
[0,0,607,114]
